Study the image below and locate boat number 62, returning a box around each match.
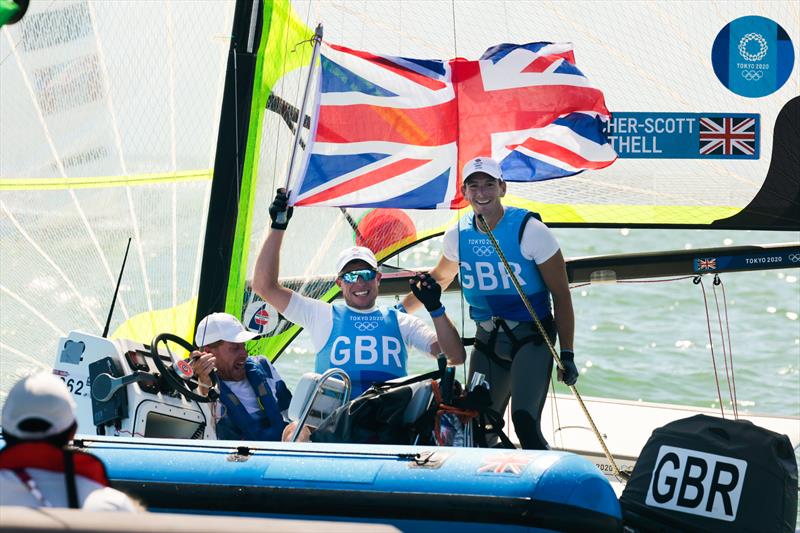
[60,377,86,396]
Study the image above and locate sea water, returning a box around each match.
[277,228,800,418]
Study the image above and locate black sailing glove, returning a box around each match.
[269,188,293,230]
[409,272,442,313]
[557,350,579,386]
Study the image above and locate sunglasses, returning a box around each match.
[340,269,377,284]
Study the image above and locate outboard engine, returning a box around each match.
[620,414,797,532]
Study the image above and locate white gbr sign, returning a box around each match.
[646,445,747,521]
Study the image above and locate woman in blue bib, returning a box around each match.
[402,157,579,450]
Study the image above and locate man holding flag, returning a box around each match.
[401,157,579,450]
[252,190,465,397]
[270,35,612,445]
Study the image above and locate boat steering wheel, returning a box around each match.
[151,333,218,403]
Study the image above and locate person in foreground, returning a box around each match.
[402,157,579,450]
[252,189,466,397]
[191,312,292,441]
[0,373,139,510]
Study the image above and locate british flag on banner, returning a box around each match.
[698,116,757,156]
[290,42,616,209]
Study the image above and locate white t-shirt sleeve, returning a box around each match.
[520,217,560,264]
[281,292,334,351]
[396,312,438,357]
[441,224,460,262]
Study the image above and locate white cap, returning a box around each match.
[335,246,378,273]
[2,373,77,439]
[463,156,503,182]
[195,312,258,347]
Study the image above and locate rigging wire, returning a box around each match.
[712,274,738,419]
[719,279,739,418]
[694,275,726,418]
[549,274,702,451]
[711,274,734,416]
[450,0,458,57]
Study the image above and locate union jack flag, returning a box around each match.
[476,454,531,476]
[696,258,717,271]
[699,117,756,156]
[290,42,616,209]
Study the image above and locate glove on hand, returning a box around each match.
[557,350,579,386]
[409,272,442,313]
[269,188,293,230]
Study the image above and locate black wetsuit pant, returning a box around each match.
[469,320,556,450]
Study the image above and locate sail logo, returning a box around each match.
[646,445,747,522]
[243,301,278,336]
[253,308,270,326]
[738,33,768,62]
[712,16,795,98]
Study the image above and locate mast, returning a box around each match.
[196,0,264,326]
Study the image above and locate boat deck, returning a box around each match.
[504,393,800,482]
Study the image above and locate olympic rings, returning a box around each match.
[353,321,379,332]
[741,70,764,81]
[472,245,495,257]
[788,253,800,263]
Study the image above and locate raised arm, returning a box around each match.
[252,190,294,314]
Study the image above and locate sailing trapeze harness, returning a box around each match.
[472,315,556,370]
[0,441,110,508]
[458,207,555,368]
[217,357,291,441]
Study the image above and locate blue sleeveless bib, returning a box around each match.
[457,206,551,321]
[316,305,408,396]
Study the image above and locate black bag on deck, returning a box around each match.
[310,373,439,445]
[619,414,797,532]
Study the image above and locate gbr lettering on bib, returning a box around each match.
[330,336,403,367]
[460,261,527,291]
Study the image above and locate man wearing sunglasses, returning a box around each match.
[253,190,465,396]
